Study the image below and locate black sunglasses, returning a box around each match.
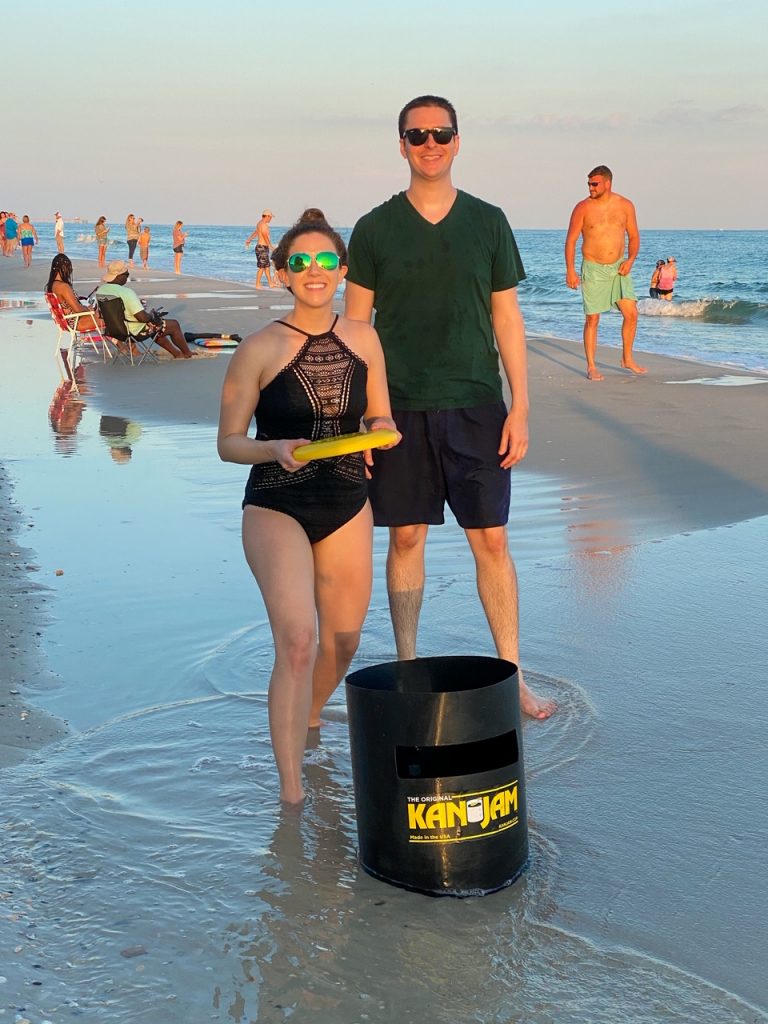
[401,127,456,146]
[587,181,601,187]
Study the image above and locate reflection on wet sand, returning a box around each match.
[100,415,143,463]
[49,374,88,455]
[215,759,356,1022]
[566,511,635,597]
[48,370,144,462]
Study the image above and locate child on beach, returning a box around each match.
[173,221,187,274]
[217,209,399,804]
[138,224,151,268]
[95,216,110,267]
[19,216,39,267]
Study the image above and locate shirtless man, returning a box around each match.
[565,166,646,380]
[245,210,276,288]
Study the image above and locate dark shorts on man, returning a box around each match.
[368,402,510,530]
[173,245,184,254]
[255,243,270,269]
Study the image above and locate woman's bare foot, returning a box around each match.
[519,680,557,720]
[587,366,604,381]
[621,360,648,374]
[280,790,306,807]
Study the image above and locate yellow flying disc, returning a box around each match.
[293,429,398,462]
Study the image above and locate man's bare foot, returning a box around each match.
[621,361,648,374]
[587,367,604,381]
[519,680,557,720]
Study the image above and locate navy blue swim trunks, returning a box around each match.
[368,402,511,529]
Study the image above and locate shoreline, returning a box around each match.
[1,257,767,768]
[0,463,70,767]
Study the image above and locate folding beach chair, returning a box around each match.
[95,294,160,367]
[46,292,119,391]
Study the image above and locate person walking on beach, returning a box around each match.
[172,220,187,274]
[19,216,39,267]
[4,213,18,256]
[139,223,151,268]
[95,216,110,267]
[96,260,195,358]
[218,209,399,803]
[565,166,645,380]
[54,212,65,253]
[245,210,276,288]
[345,94,555,721]
[656,256,677,301]
[125,214,142,267]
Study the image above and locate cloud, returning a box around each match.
[474,103,766,133]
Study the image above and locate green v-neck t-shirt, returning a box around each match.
[346,190,525,411]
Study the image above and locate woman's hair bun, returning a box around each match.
[297,208,327,226]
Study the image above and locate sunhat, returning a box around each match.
[102,259,130,282]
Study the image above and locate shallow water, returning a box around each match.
[1,313,766,1021]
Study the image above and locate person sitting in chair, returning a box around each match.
[96,260,195,358]
[46,254,103,331]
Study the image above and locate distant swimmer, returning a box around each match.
[656,256,677,301]
[649,259,664,299]
[245,210,277,288]
[565,165,646,379]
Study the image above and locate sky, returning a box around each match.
[5,0,767,230]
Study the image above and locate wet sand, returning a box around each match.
[1,257,767,1021]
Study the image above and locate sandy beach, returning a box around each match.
[1,257,766,1021]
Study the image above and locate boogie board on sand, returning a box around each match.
[184,332,242,349]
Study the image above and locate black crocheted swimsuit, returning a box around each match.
[242,316,369,543]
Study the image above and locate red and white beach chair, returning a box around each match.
[45,292,121,390]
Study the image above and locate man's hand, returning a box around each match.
[618,260,633,276]
[565,269,580,289]
[498,409,529,469]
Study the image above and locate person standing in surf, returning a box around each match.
[245,210,277,289]
[565,166,646,380]
[345,94,555,721]
[95,217,110,267]
[656,257,678,301]
[217,209,399,804]
[173,221,187,274]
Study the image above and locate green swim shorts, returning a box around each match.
[581,259,637,315]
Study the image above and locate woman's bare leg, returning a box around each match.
[243,506,317,804]
[309,503,373,727]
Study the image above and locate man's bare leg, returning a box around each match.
[387,524,429,660]
[583,313,604,380]
[617,298,647,374]
[465,527,556,720]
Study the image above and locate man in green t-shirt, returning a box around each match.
[346,94,555,720]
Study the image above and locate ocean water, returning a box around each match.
[32,222,768,372]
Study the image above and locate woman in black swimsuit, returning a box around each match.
[218,210,398,804]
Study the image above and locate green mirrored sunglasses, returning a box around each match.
[286,251,341,273]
